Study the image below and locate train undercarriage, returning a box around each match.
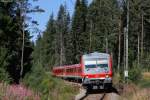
[82,77,112,90]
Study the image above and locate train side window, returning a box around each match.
[74,67,75,72]
[78,68,80,72]
[67,69,69,72]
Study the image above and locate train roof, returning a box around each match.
[53,64,80,70]
[82,52,109,59]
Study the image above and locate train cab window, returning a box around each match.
[97,64,108,68]
[85,65,96,68]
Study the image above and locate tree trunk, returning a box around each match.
[20,2,25,81]
[89,20,92,52]
[124,28,126,72]
[117,18,121,72]
[60,31,63,65]
[141,13,144,58]
[126,0,129,72]
[105,37,108,53]
[20,21,24,80]
[138,32,140,67]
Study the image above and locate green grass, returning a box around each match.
[40,78,78,100]
[24,70,79,100]
[137,72,150,88]
[138,78,150,88]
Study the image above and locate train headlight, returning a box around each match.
[106,75,109,78]
[84,75,88,79]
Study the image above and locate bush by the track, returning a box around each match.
[23,63,78,100]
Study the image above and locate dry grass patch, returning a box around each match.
[143,72,150,80]
[122,83,138,96]
[121,83,150,100]
[132,88,150,100]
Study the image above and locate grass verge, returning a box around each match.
[24,71,79,100]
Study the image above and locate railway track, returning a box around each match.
[77,88,120,100]
[64,80,120,100]
[82,92,106,100]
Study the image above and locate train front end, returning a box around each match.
[81,52,112,89]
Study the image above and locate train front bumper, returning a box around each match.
[82,77,112,85]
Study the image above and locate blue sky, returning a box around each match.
[29,0,76,41]
[29,0,92,41]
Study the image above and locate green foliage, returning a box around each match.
[23,62,44,88]
[126,0,150,70]
[86,0,120,67]
[55,4,71,65]
[72,0,88,63]
[40,14,56,69]
[0,48,8,67]
[0,47,11,83]
[138,78,150,88]
[33,4,71,69]
[0,68,10,83]
[128,61,142,82]
[141,54,150,71]
[0,1,40,83]
[28,4,78,99]
[24,63,78,100]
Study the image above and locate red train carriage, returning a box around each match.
[52,52,113,89]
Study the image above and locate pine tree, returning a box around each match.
[86,0,120,67]
[64,13,72,64]
[72,0,88,63]
[40,14,56,69]
[0,2,22,83]
[55,4,71,65]
[0,1,38,83]
[128,0,150,68]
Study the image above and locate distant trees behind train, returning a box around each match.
[33,0,150,72]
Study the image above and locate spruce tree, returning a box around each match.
[0,1,39,83]
[40,14,56,69]
[72,0,88,63]
[86,0,119,66]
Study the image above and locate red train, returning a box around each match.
[52,52,113,89]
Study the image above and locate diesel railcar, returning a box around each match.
[52,52,113,89]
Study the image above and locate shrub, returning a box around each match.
[0,67,11,83]
[141,54,150,71]
[0,47,11,83]
[23,63,78,100]
[128,61,142,83]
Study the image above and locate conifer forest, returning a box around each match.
[0,0,150,99]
